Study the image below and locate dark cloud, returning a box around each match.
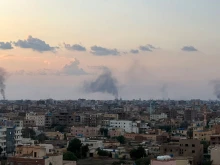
[130,49,139,54]
[14,36,57,52]
[181,46,198,52]
[139,45,153,52]
[64,43,86,51]
[60,59,87,75]
[91,45,120,56]
[0,42,13,50]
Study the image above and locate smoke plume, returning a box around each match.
[0,67,7,100]
[83,69,118,98]
[160,84,168,100]
[212,80,220,99]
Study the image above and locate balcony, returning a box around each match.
[15,132,22,136]
[0,134,6,137]
[0,139,6,143]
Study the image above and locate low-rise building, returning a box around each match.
[193,130,215,141]
[71,126,100,137]
[8,145,63,165]
[210,135,220,145]
[150,113,167,121]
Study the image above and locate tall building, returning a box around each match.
[26,112,45,127]
[184,109,197,122]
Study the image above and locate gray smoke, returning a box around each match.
[84,69,118,98]
[0,67,7,100]
[212,80,220,99]
[160,84,168,100]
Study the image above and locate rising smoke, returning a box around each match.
[212,80,220,99]
[0,67,7,100]
[83,69,118,98]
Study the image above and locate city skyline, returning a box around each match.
[0,0,220,100]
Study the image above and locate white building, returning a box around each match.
[26,112,45,127]
[15,126,23,146]
[109,120,139,133]
[150,113,167,121]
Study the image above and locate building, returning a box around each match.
[193,130,215,141]
[210,135,220,145]
[151,157,192,165]
[160,143,180,157]
[211,145,220,165]
[84,113,103,127]
[45,112,53,128]
[7,145,63,165]
[108,128,124,137]
[110,120,139,133]
[53,111,74,126]
[150,113,167,121]
[184,109,197,122]
[26,112,45,127]
[179,139,203,165]
[45,131,64,140]
[71,126,100,137]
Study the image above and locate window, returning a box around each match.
[192,150,195,153]
[34,152,37,157]
[192,144,195,147]
[185,144,188,147]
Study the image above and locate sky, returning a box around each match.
[0,0,220,100]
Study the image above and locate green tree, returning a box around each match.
[64,133,67,140]
[36,133,48,143]
[81,145,89,158]
[135,157,150,165]
[0,146,3,156]
[116,136,126,144]
[67,138,82,158]
[22,127,36,139]
[63,151,78,161]
[201,141,210,154]
[97,148,109,156]
[180,121,189,129]
[202,160,213,165]
[49,163,53,165]
[187,128,193,139]
[130,146,146,160]
[100,128,108,137]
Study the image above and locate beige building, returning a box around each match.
[8,145,64,165]
[45,131,65,140]
[71,126,100,137]
[108,128,124,137]
[193,129,215,141]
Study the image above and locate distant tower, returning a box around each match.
[203,104,207,127]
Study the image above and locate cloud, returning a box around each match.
[64,43,86,51]
[14,35,57,52]
[0,42,13,50]
[139,45,152,52]
[60,59,87,75]
[130,49,139,54]
[181,46,198,52]
[90,45,120,56]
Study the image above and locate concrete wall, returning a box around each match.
[45,155,63,165]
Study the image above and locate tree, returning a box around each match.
[49,163,53,165]
[116,136,126,144]
[55,125,65,132]
[201,141,210,154]
[63,151,78,161]
[64,133,67,140]
[100,128,108,137]
[202,160,213,165]
[180,121,189,129]
[187,128,193,139]
[22,127,36,139]
[0,146,3,156]
[36,133,48,143]
[67,138,82,158]
[97,148,109,156]
[130,147,146,160]
[81,145,89,158]
[135,157,150,165]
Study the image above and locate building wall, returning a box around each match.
[151,160,176,165]
[7,157,45,165]
[71,126,100,137]
[110,120,139,133]
[193,130,214,141]
[211,146,220,165]
[45,155,63,165]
